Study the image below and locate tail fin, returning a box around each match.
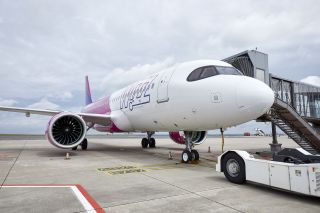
[85,76,93,105]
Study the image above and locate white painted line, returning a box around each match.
[3,185,67,188]
[1,185,97,213]
[71,185,97,213]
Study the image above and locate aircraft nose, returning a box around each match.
[236,77,274,114]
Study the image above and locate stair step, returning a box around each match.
[300,145,313,148]
[271,99,320,154]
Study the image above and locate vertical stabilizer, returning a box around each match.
[85,76,93,105]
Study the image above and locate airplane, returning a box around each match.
[0,60,275,163]
[254,128,266,136]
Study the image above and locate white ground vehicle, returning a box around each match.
[217,148,320,197]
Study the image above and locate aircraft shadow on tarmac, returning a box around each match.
[34,141,182,159]
[36,150,79,157]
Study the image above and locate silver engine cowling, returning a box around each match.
[169,131,207,145]
[46,113,87,149]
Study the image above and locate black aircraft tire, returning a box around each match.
[222,152,246,184]
[149,138,156,148]
[141,138,149,148]
[191,150,199,161]
[181,150,192,163]
[81,138,88,150]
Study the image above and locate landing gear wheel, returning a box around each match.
[191,150,199,161]
[141,138,149,148]
[222,152,246,184]
[149,138,156,148]
[181,150,192,163]
[81,138,88,150]
[72,146,78,150]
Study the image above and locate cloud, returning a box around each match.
[300,76,320,87]
[0,113,49,134]
[47,91,73,101]
[0,98,17,106]
[27,97,59,110]
[100,57,174,93]
[1,0,320,133]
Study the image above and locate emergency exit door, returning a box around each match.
[157,67,175,103]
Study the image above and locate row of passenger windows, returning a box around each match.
[187,66,243,82]
[111,83,155,103]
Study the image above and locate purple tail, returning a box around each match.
[85,76,93,105]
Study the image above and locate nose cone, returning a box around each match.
[236,77,274,116]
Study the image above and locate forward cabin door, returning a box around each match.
[157,67,175,103]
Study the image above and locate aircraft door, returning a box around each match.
[157,67,175,103]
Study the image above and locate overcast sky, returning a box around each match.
[0,0,319,134]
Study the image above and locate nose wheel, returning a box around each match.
[141,132,156,149]
[181,131,200,163]
[181,149,199,163]
[182,150,192,163]
[191,150,199,161]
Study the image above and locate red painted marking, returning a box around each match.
[1,184,106,213]
[2,184,74,186]
[76,184,106,213]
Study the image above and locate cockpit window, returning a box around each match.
[187,67,202,81]
[187,65,242,82]
[187,66,218,81]
[200,66,218,79]
[216,66,243,75]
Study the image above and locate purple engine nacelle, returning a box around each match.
[169,131,207,145]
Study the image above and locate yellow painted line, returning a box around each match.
[97,160,216,175]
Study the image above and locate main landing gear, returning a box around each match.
[72,138,88,151]
[181,131,199,163]
[141,132,156,149]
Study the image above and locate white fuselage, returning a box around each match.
[108,60,274,132]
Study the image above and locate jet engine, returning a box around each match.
[45,113,87,149]
[169,131,207,145]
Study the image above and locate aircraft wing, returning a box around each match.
[0,106,61,116]
[0,106,112,127]
[78,113,112,126]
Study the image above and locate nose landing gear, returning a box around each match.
[141,131,156,149]
[181,131,199,163]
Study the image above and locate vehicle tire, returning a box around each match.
[149,138,156,148]
[141,138,149,148]
[181,150,192,163]
[81,138,88,150]
[72,146,78,150]
[191,150,199,161]
[222,152,246,184]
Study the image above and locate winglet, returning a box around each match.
[85,76,93,105]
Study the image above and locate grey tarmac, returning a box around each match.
[0,136,319,213]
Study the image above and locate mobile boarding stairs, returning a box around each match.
[218,50,320,197]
